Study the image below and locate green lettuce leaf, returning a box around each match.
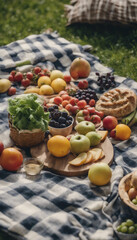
[8,94,49,131]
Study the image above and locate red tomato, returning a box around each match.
[69,97,79,106]
[7,87,16,96]
[87,107,95,114]
[21,78,31,88]
[62,100,69,108]
[83,109,89,116]
[8,75,14,82]
[26,72,33,80]
[77,100,87,109]
[10,70,16,77]
[54,97,62,105]
[83,80,88,89]
[78,81,85,89]
[90,115,101,124]
[89,99,95,107]
[65,104,72,112]
[34,66,41,74]
[64,75,71,83]
[84,115,91,121]
[71,105,79,115]
[61,94,71,101]
[14,72,23,82]
[95,110,104,119]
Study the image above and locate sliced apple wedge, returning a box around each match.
[90,148,102,162]
[99,150,105,159]
[84,151,93,164]
[97,130,108,141]
[69,152,87,166]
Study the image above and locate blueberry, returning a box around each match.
[67,120,72,126]
[54,121,60,128]
[49,120,56,127]
[61,111,68,118]
[60,124,66,128]
[53,105,58,110]
[58,117,66,124]
[67,116,73,121]
[52,110,61,120]
[48,107,55,112]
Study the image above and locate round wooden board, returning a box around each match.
[30,137,114,177]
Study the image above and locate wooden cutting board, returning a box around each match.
[30,137,114,177]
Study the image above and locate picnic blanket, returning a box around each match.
[0,32,137,240]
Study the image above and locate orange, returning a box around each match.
[47,135,70,157]
[51,78,66,93]
[0,148,23,171]
[116,124,131,140]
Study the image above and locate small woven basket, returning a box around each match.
[9,119,45,148]
[118,171,137,211]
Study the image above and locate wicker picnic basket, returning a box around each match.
[8,117,45,148]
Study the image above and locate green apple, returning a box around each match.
[70,134,90,154]
[77,116,84,122]
[86,131,101,146]
[75,121,95,135]
[76,110,84,122]
[88,162,112,186]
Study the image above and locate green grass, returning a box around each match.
[1,0,137,81]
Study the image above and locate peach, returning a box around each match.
[103,116,118,131]
[70,57,91,80]
[128,187,137,200]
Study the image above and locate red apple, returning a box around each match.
[70,57,91,80]
[128,187,137,200]
[103,116,118,131]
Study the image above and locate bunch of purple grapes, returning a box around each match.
[96,72,116,91]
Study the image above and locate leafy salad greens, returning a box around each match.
[8,94,49,131]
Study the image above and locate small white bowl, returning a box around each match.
[48,117,74,137]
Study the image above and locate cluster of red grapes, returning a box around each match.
[8,66,50,88]
[96,72,116,91]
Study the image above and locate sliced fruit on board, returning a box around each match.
[84,151,93,164]
[90,148,102,162]
[97,130,108,141]
[69,152,87,166]
[99,150,105,160]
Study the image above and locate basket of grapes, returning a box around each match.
[8,94,49,148]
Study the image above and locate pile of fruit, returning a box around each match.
[0,56,136,190]
[116,219,137,234]
[126,170,137,205]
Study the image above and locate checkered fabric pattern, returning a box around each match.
[65,0,137,26]
[0,32,137,240]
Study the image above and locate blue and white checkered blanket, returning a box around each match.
[0,32,137,240]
